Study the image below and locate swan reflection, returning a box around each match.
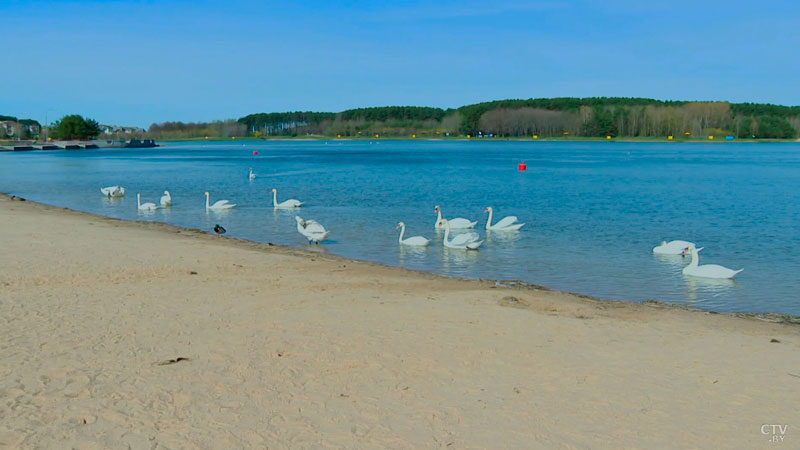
[653,253,692,271]
[683,275,738,302]
[399,244,428,264]
[442,246,480,275]
[101,196,123,208]
[486,229,523,245]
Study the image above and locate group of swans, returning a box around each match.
[654,240,743,279]
[396,205,522,250]
[136,190,172,211]
[133,189,232,211]
[396,220,482,249]
[434,205,525,232]
[247,167,305,209]
[105,183,305,213]
[105,185,170,211]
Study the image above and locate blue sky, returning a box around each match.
[1,0,799,127]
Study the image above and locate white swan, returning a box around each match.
[160,190,172,207]
[653,240,703,255]
[682,245,743,279]
[396,222,431,247]
[137,193,158,211]
[441,219,483,250]
[100,185,125,198]
[204,191,236,210]
[271,188,303,209]
[296,216,330,244]
[249,168,256,180]
[434,205,476,229]
[484,207,524,231]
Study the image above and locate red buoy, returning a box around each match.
[518,161,527,171]
[253,151,258,155]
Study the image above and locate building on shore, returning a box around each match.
[0,120,40,138]
[99,124,146,135]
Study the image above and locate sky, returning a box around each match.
[1,0,799,128]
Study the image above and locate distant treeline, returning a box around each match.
[147,120,247,139]
[236,106,451,138]
[145,98,800,139]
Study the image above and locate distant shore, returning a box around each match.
[151,135,800,143]
[2,192,798,448]
[4,136,799,150]
[0,138,157,151]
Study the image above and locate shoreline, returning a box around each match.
[153,136,800,144]
[3,193,798,322]
[4,192,799,321]
[2,192,798,448]
[4,137,799,152]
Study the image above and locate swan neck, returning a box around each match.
[486,209,493,229]
[442,223,450,244]
[398,225,405,243]
[435,209,442,227]
[689,248,699,267]
[137,194,141,208]
[205,194,210,209]
[272,190,278,207]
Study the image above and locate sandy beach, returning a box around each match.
[0,193,797,449]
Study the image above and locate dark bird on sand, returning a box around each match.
[213,224,226,235]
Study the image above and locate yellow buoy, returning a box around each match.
[466,134,471,138]
[563,131,569,135]
[336,134,341,138]
[606,135,611,140]
[708,135,714,140]
[411,134,416,139]
[668,135,673,140]
[374,133,380,138]
[532,134,538,139]
[684,131,691,136]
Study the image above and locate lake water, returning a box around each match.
[2,140,799,315]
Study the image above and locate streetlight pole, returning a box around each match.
[44,108,56,142]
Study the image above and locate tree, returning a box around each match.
[754,116,796,138]
[52,115,102,140]
[582,106,617,136]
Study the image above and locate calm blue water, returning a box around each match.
[2,140,799,315]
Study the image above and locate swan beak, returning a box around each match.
[483,208,489,213]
